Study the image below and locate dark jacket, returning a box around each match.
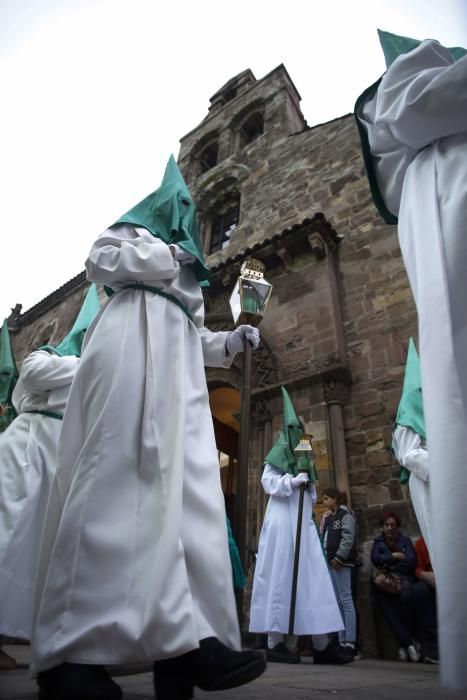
[322,506,358,566]
[371,533,416,582]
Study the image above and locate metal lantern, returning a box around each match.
[294,434,315,472]
[229,257,272,328]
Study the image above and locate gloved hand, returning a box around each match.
[291,472,309,488]
[226,325,260,354]
[169,244,196,265]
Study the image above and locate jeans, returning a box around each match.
[329,566,357,643]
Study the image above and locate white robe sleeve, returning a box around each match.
[20,350,79,392]
[375,41,467,150]
[85,224,179,286]
[261,463,294,497]
[392,425,429,482]
[198,327,232,368]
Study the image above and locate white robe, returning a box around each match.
[249,464,343,635]
[32,225,240,673]
[359,41,467,689]
[392,426,432,560]
[0,350,77,639]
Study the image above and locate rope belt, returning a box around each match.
[25,409,63,421]
[122,283,194,324]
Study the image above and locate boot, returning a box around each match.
[312,641,354,665]
[196,637,266,690]
[153,637,266,699]
[266,642,301,664]
[37,663,122,700]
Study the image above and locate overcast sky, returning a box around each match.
[1,0,466,322]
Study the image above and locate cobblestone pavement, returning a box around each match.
[0,644,462,700]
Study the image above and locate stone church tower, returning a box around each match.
[7,64,418,654]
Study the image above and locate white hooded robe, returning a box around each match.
[249,464,343,635]
[357,40,467,688]
[0,350,77,639]
[32,225,240,672]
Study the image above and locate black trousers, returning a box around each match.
[374,584,416,648]
[375,580,438,653]
[411,580,438,656]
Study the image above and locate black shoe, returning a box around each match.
[313,643,354,665]
[266,642,301,664]
[153,637,266,699]
[37,663,122,700]
[196,637,267,690]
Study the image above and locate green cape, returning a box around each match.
[264,386,318,480]
[395,338,425,484]
[226,516,245,589]
[114,155,210,287]
[378,29,467,68]
[39,284,101,358]
[354,31,467,227]
[0,319,18,431]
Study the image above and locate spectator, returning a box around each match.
[371,512,420,662]
[413,536,438,664]
[321,489,358,657]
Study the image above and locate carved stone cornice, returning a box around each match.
[251,362,351,401]
[324,379,349,405]
[308,232,326,260]
[206,214,341,292]
[252,399,272,426]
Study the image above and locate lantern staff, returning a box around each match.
[288,434,316,636]
[229,257,272,616]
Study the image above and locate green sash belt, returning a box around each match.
[25,409,63,421]
[122,284,194,324]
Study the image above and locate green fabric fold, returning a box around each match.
[378,28,467,68]
[39,284,101,358]
[395,338,425,484]
[114,155,210,287]
[226,516,245,589]
[0,319,18,431]
[264,386,317,479]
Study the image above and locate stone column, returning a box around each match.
[324,379,351,505]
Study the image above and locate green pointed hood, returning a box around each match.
[378,29,467,68]
[264,386,317,479]
[39,284,101,358]
[354,31,467,227]
[0,320,18,432]
[395,339,425,484]
[114,155,210,286]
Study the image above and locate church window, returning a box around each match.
[209,194,240,254]
[240,112,264,146]
[200,142,218,173]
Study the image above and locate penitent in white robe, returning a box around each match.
[32,225,240,673]
[249,464,343,636]
[358,41,467,689]
[392,426,432,561]
[0,351,78,639]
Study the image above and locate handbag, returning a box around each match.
[372,566,402,594]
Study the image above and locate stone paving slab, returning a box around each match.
[0,644,462,700]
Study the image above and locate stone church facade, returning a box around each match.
[6,65,418,654]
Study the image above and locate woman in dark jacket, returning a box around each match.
[371,511,419,661]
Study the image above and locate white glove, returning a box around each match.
[291,472,309,488]
[169,244,196,265]
[226,325,260,354]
